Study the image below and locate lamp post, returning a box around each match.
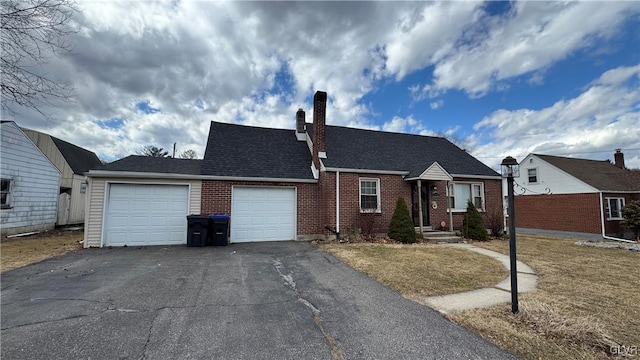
[501,156,520,314]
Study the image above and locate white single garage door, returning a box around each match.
[231,187,296,242]
[105,184,189,246]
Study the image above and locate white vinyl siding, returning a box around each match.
[448,182,484,211]
[0,123,60,234]
[605,197,625,220]
[359,178,380,213]
[514,154,597,195]
[83,178,202,247]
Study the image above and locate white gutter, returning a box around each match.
[599,192,634,243]
[323,167,409,175]
[449,174,502,180]
[86,171,318,183]
[336,171,340,234]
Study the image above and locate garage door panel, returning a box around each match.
[105,184,188,246]
[231,187,295,243]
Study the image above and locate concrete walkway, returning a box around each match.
[424,243,538,314]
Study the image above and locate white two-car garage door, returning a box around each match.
[104,184,189,246]
[231,187,296,243]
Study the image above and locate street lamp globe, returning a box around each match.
[501,156,520,178]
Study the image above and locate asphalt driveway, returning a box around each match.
[1,242,514,359]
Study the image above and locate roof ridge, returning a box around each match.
[535,153,611,163]
[210,120,294,132]
[305,121,446,139]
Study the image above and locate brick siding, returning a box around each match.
[201,180,323,236]
[201,175,504,238]
[514,193,602,234]
[332,173,411,235]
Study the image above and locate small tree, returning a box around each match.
[621,200,640,240]
[388,197,416,243]
[462,200,488,241]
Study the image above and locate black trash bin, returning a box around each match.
[186,215,209,247]
[210,214,230,246]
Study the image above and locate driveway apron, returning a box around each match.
[1,242,514,359]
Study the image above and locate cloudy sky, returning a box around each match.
[6,1,640,170]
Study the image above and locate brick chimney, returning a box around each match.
[614,149,625,169]
[295,108,306,141]
[312,91,327,168]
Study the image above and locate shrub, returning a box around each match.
[621,200,640,240]
[357,210,378,237]
[462,200,488,241]
[486,208,504,237]
[388,197,416,243]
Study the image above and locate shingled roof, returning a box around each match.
[96,155,202,175]
[308,124,499,177]
[201,122,314,180]
[50,136,102,174]
[536,154,640,192]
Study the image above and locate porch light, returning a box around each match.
[500,156,520,178]
[501,156,519,314]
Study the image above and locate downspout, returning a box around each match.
[336,171,340,237]
[599,192,634,243]
[447,181,453,232]
[417,179,423,237]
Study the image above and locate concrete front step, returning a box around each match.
[424,236,463,243]
[420,231,462,243]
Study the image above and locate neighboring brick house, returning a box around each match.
[513,151,640,239]
[84,91,502,247]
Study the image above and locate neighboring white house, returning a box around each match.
[511,151,640,239]
[22,128,102,225]
[1,121,61,236]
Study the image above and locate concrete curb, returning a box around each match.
[424,243,538,314]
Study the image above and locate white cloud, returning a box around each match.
[427,1,638,97]
[384,2,482,79]
[473,65,640,169]
[430,100,444,110]
[4,0,638,169]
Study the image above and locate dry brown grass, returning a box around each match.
[318,242,507,297]
[452,234,640,359]
[1,230,83,273]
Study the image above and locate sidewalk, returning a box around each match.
[424,243,538,314]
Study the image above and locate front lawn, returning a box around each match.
[320,235,639,359]
[318,242,507,297]
[454,235,639,359]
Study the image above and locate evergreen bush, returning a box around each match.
[621,200,640,240]
[462,200,488,241]
[388,197,416,243]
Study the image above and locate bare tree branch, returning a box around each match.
[137,145,170,158]
[1,0,77,118]
[178,149,198,159]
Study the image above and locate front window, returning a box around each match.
[359,178,380,213]
[1,179,11,209]
[606,198,625,220]
[448,182,484,211]
[528,168,538,183]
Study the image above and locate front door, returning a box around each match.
[411,182,429,227]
